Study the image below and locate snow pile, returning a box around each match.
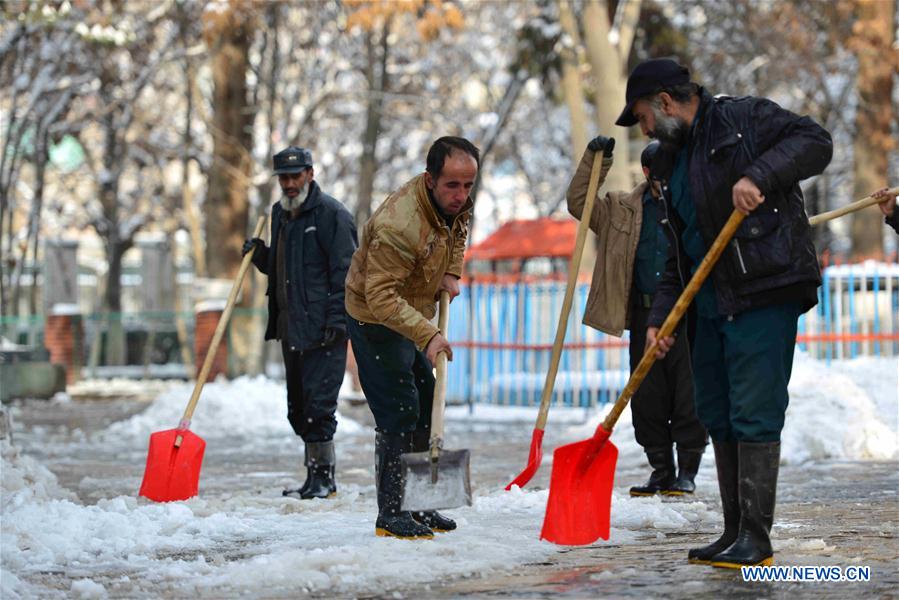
[1,477,715,597]
[98,375,363,444]
[1,437,76,510]
[2,354,895,596]
[67,377,173,400]
[784,353,897,463]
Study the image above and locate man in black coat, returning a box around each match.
[243,146,358,499]
[616,58,832,568]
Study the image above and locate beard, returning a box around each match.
[651,105,689,151]
[281,180,309,211]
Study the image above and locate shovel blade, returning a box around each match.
[139,428,206,502]
[400,449,472,512]
[540,425,617,545]
[505,428,544,490]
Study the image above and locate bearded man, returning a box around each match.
[244,146,358,500]
[615,58,832,568]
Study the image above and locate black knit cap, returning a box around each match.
[616,58,690,127]
[641,141,661,168]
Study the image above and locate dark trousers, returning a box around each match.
[629,302,707,450]
[281,340,345,442]
[691,302,800,442]
[347,319,434,434]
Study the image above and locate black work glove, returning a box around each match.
[242,238,263,256]
[322,326,345,347]
[587,135,616,156]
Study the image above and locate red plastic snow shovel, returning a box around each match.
[139,215,266,502]
[540,209,746,545]
[506,143,613,491]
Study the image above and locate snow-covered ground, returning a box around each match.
[1,353,896,598]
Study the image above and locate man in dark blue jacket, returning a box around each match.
[616,58,832,569]
[243,146,358,499]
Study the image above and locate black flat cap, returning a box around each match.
[616,58,691,127]
[273,146,313,175]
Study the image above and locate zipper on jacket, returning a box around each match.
[732,239,748,275]
[659,186,686,289]
[658,184,689,338]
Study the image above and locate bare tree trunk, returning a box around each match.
[850,0,894,258]
[581,0,637,192]
[10,133,46,319]
[558,0,589,162]
[205,9,254,278]
[99,107,128,365]
[181,56,206,278]
[248,3,282,377]
[26,131,47,316]
[354,22,391,228]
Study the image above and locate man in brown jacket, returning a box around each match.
[567,136,706,497]
[346,136,477,539]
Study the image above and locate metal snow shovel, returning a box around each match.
[506,141,615,491]
[139,215,267,503]
[541,209,746,545]
[808,186,899,226]
[400,290,472,511]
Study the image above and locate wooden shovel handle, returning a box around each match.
[429,291,451,458]
[177,215,267,440]
[534,149,609,431]
[808,186,899,226]
[602,209,745,432]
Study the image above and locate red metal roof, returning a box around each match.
[467,217,576,261]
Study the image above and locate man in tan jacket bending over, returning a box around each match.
[346,136,477,539]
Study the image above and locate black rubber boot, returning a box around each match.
[374,431,433,540]
[284,441,336,499]
[666,447,704,495]
[711,441,780,568]
[629,446,676,496]
[281,468,312,498]
[411,510,457,532]
[408,429,457,533]
[688,441,739,564]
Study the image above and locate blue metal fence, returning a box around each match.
[448,261,899,408]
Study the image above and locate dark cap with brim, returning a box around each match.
[616,58,691,127]
[273,146,313,175]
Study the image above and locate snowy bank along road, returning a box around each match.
[2,353,897,599]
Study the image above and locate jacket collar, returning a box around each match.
[298,180,322,214]
[690,87,714,141]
